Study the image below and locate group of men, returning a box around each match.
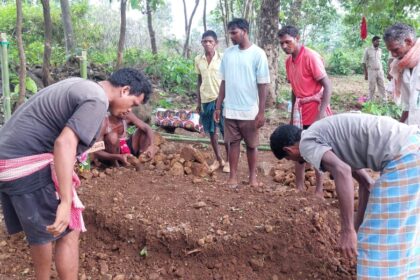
[0,17,419,280]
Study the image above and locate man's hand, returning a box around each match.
[255,111,265,128]
[143,145,157,159]
[365,74,368,80]
[47,201,71,237]
[339,228,358,259]
[213,110,221,123]
[118,154,129,166]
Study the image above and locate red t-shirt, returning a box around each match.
[286,46,327,125]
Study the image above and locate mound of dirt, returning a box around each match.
[0,140,357,280]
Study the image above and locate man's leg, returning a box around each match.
[227,141,240,186]
[246,146,258,186]
[210,131,222,162]
[368,69,376,100]
[104,131,120,166]
[30,243,53,280]
[294,162,305,191]
[55,230,80,280]
[315,169,324,198]
[377,71,387,102]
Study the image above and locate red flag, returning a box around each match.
[360,16,367,40]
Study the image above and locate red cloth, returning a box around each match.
[0,153,86,232]
[361,16,367,40]
[286,46,329,125]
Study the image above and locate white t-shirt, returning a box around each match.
[220,44,270,120]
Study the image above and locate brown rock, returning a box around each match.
[184,160,192,168]
[249,258,264,271]
[170,162,184,176]
[153,132,165,146]
[99,172,106,178]
[113,275,125,280]
[193,201,207,209]
[184,166,192,175]
[79,171,93,180]
[180,146,196,161]
[99,260,109,275]
[191,162,208,177]
[160,143,177,154]
[91,169,100,177]
[105,168,113,175]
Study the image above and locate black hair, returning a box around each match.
[202,30,217,41]
[108,68,152,103]
[270,125,302,159]
[278,25,299,38]
[227,18,249,33]
[372,35,381,42]
[383,23,416,44]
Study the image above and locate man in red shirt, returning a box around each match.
[278,25,332,198]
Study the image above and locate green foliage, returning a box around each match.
[326,49,363,75]
[341,0,420,49]
[361,101,402,119]
[139,51,195,95]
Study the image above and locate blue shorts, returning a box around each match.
[1,182,71,245]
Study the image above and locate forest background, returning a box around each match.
[0,0,420,112]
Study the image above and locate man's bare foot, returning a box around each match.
[226,178,238,188]
[315,191,325,199]
[249,182,264,187]
[296,185,305,192]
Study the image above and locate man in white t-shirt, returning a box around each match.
[270,113,420,279]
[214,18,270,188]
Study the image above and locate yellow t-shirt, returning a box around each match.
[194,51,223,103]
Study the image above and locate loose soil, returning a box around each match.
[0,76,370,280]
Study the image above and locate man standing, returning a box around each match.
[278,25,332,198]
[0,68,152,279]
[362,35,387,102]
[385,23,420,126]
[270,113,420,279]
[214,18,270,188]
[195,30,229,173]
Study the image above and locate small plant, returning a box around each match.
[361,101,402,120]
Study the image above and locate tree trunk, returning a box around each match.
[219,0,229,47]
[146,0,157,54]
[59,0,75,57]
[41,0,53,86]
[242,0,253,23]
[287,0,302,26]
[257,0,280,107]
[182,0,200,58]
[116,0,127,69]
[16,0,26,108]
[203,0,207,31]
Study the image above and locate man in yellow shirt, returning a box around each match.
[195,30,229,173]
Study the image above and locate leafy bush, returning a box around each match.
[138,51,195,96]
[326,49,363,75]
[361,101,402,119]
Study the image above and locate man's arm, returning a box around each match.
[320,150,357,259]
[255,83,268,128]
[214,80,225,123]
[196,75,202,113]
[352,169,374,232]
[290,91,296,124]
[317,76,332,120]
[400,111,409,123]
[387,57,394,81]
[47,126,79,236]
